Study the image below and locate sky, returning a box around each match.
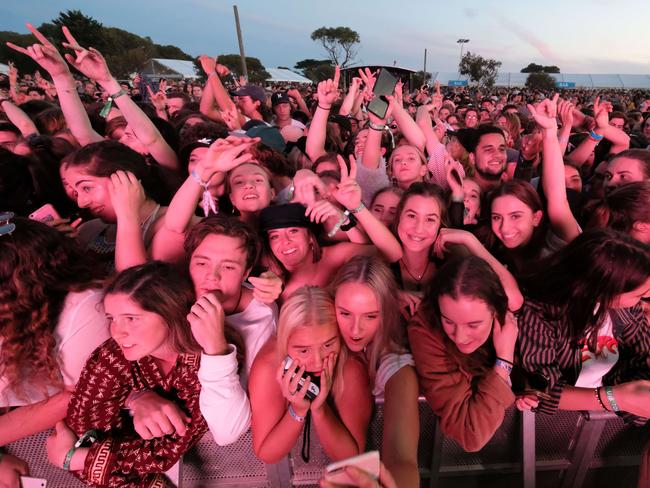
[2,0,649,74]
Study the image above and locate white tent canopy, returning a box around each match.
[0,63,9,75]
[266,68,312,84]
[141,58,199,79]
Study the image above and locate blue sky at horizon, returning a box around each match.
[2,0,649,74]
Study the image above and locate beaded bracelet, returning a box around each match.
[595,387,609,411]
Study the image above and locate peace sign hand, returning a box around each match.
[6,23,69,78]
[332,154,362,211]
[61,26,113,83]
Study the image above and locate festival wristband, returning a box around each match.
[588,130,604,142]
[328,210,350,238]
[288,404,306,423]
[63,429,99,471]
[368,122,386,131]
[604,385,620,412]
[99,88,127,118]
[350,202,366,214]
[494,359,513,375]
[595,387,609,411]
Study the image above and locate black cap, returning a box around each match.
[447,128,477,153]
[259,203,310,233]
[271,92,291,107]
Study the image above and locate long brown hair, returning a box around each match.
[421,256,508,375]
[0,218,104,397]
[104,261,200,355]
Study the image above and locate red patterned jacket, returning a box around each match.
[66,339,207,487]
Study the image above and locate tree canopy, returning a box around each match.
[521,63,560,73]
[213,54,270,84]
[459,52,502,88]
[310,27,360,68]
[525,72,557,91]
[294,58,334,82]
[0,9,193,78]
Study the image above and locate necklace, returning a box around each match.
[400,258,430,283]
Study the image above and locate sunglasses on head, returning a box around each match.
[0,211,15,237]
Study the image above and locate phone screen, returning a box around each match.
[367,69,399,120]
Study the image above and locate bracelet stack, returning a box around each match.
[595,387,609,411]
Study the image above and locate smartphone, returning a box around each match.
[20,477,47,488]
[29,203,61,223]
[367,69,399,120]
[325,450,380,485]
[283,356,320,401]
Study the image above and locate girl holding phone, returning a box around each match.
[249,286,372,464]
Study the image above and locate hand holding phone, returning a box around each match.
[29,203,61,223]
[283,356,320,401]
[367,69,398,120]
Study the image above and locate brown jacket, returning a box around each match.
[408,312,515,452]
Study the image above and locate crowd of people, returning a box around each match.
[0,21,649,488]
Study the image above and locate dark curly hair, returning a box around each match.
[0,218,104,398]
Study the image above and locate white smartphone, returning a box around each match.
[283,356,320,401]
[20,477,47,488]
[325,450,380,485]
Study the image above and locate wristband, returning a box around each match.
[340,212,358,232]
[595,387,609,411]
[288,404,306,423]
[328,210,350,238]
[350,202,366,214]
[588,130,604,142]
[99,88,127,118]
[604,385,620,412]
[494,358,513,375]
[318,105,331,111]
[496,356,514,366]
[368,122,386,131]
[63,429,99,470]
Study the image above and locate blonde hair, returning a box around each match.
[330,255,408,384]
[276,286,347,396]
[387,144,429,182]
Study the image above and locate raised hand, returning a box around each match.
[187,292,228,355]
[108,171,146,221]
[558,99,574,128]
[305,199,345,224]
[316,65,341,109]
[219,105,242,131]
[276,358,312,415]
[215,58,231,78]
[445,156,465,198]
[6,23,69,78]
[147,85,167,112]
[358,67,377,95]
[61,26,112,83]
[198,55,216,76]
[292,169,328,207]
[332,154,362,211]
[592,96,613,130]
[492,311,518,363]
[196,136,258,180]
[527,93,559,130]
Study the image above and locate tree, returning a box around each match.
[411,70,432,89]
[294,58,334,82]
[525,72,557,91]
[459,52,502,88]
[311,27,360,68]
[521,63,560,73]
[213,54,270,84]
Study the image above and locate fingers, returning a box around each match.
[61,25,80,47]
[6,41,30,56]
[348,154,357,180]
[333,65,340,87]
[27,22,53,47]
[336,154,349,179]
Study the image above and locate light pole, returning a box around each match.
[457,39,469,75]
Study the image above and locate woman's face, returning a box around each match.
[397,195,442,252]
[60,165,115,222]
[391,146,426,186]
[268,227,311,269]
[229,163,274,213]
[439,294,494,354]
[463,180,481,225]
[353,129,369,158]
[105,293,171,362]
[189,234,249,301]
[610,278,650,309]
[287,322,341,374]
[334,282,381,352]
[370,190,400,228]
[491,195,542,249]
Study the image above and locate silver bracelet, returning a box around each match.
[288,404,306,423]
[350,202,366,214]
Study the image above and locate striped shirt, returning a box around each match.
[517,300,649,425]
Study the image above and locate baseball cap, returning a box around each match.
[233,85,266,105]
[271,92,291,107]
